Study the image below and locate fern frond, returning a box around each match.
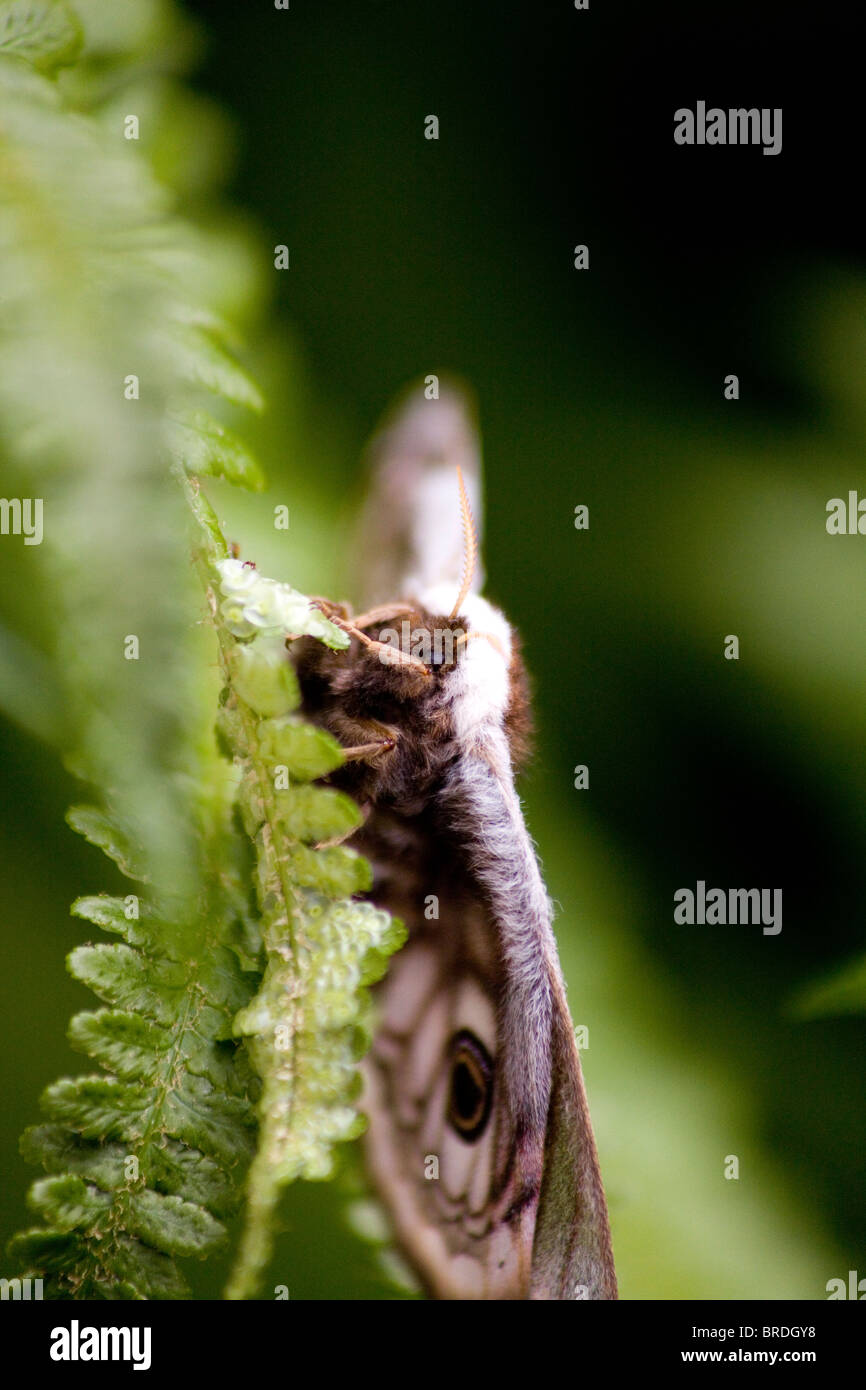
[9,780,261,1298]
[3,0,406,1301]
[0,0,81,74]
[182,493,406,1300]
[1,0,263,1298]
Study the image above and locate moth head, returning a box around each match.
[416,585,514,735]
[292,465,531,790]
[388,469,527,758]
[351,465,513,695]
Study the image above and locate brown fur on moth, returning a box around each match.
[292,599,533,812]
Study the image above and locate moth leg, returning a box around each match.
[308,596,352,620]
[341,736,398,762]
[331,712,400,764]
[350,602,416,630]
[308,598,430,674]
[327,613,431,676]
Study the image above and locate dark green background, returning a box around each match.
[2,0,863,1298]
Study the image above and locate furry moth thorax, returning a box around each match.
[292,590,533,813]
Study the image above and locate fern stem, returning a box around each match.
[182,475,302,1298]
[223,1156,281,1300]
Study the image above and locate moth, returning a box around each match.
[290,383,617,1300]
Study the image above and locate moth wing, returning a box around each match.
[362,902,616,1300]
[529,976,618,1299]
[349,382,616,1298]
[351,378,485,608]
[361,896,543,1300]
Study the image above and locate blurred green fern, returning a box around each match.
[1,0,401,1299]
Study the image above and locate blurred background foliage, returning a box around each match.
[1,0,864,1298]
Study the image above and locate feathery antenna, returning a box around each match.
[449,466,478,619]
